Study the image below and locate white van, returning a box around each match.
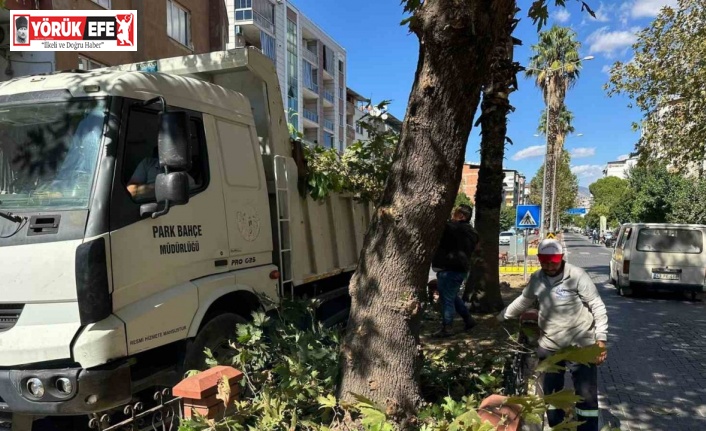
[609,223,706,299]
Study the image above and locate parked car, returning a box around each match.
[604,231,615,247]
[499,231,514,246]
[609,223,706,299]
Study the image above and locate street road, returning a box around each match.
[564,233,706,431]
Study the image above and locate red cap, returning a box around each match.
[537,239,563,263]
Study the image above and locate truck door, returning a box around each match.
[209,116,273,271]
[109,104,229,354]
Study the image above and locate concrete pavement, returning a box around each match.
[564,233,706,431]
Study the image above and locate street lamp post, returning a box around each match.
[549,133,583,232]
[539,72,550,239]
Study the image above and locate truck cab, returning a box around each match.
[0,48,370,430]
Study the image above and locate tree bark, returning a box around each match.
[474,6,519,314]
[338,0,515,420]
[544,76,567,232]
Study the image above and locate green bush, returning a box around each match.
[179,300,616,431]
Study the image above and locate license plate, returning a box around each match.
[652,272,680,280]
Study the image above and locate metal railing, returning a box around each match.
[303,108,319,123]
[253,10,274,33]
[323,118,335,131]
[302,48,318,65]
[303,79,319,94]
[323,89,335,104]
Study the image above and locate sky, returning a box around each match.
[291,0,677,186]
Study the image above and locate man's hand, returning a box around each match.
[596,341,607,365]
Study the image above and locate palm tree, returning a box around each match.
[526,25,582,232]
[538,105,575,147]
[538,106,577,229]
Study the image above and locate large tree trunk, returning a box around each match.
[338,0,515,420]
[544,77,566,232]
[473,7,519,313]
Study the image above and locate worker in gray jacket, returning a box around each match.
[497,239,608,431]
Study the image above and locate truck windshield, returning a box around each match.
[0,99,106,211]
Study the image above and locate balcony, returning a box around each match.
[323,118,335,131]
[322,89,335,107]
[234,8,274,35]
[303,108,319,128]
[346,125,355,141]
[253,11,274,34]
[302,79,319,100]
[302,48,318,65]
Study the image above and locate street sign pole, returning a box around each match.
[522,229,529,282]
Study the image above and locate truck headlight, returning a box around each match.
[27,378,45,398]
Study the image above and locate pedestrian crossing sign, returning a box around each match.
[515,205,541,229]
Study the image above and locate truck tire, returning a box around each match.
[181,313,246,375]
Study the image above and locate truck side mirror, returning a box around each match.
[141,110,192,219]
[158,111,191,170]
[155,172,190,204]
[141,172,190,219]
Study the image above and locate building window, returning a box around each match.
[260,31,276,64]
[122,107,209,203]
[167,0,191,48]
[78,55,105,70]
[339,113,343,126]
[338,60,343,73]
[235,0,253,20]
[286,19,298,128]
[91,0,110,8]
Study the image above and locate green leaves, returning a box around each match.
[296,100,398,203]
[606,0,706,172]
[542,389,584,409]
[528,1,596,31]
[535,344,602,373]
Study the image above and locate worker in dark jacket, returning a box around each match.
[431,204,479,337]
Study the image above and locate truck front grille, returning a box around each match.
[0,304,24,332]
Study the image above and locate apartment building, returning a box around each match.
[0,0,228,79]
[459,162,480,203]
[459,163,526,207]
[226,0,347,151]
[344,87,403,147]
[503,170,525,207]
[603,154,638,179]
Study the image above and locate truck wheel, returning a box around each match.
[181,313,246,375]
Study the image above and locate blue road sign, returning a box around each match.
[516,205,541,229]
[566,207,587,215]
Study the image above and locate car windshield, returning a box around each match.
[500,232,513,237]
[0,99,106,211]
[636,228,703,254]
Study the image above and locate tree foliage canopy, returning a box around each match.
[606,0,706,173]
[586,162,706,227]
[589,177,630,212]
[526,25,583,99]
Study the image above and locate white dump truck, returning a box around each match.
[0,47,371,430]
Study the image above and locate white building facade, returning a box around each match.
[603,155,638,179]
[226,0,347,151]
